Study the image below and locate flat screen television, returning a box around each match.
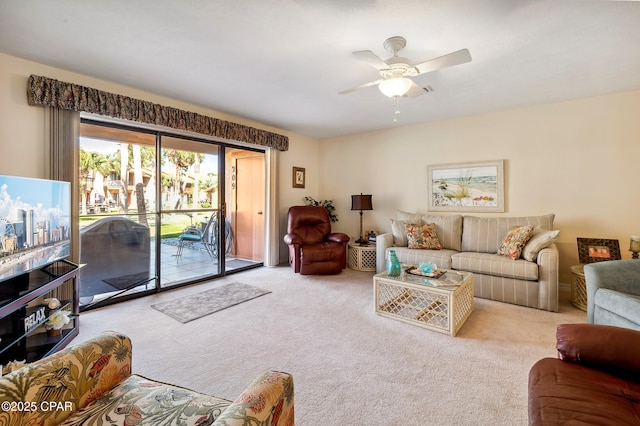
[0,175,71,283]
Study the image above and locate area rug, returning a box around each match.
[151,282,271,323]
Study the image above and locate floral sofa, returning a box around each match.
[376,211,560,312]
[0,331,294,426]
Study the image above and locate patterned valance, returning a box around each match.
[27,74,289,151]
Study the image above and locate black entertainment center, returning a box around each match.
[0,260,79,367]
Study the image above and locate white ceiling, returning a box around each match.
[1,1,639,139]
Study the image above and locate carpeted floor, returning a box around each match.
[76,266,585,425]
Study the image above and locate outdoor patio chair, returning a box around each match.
[175,215,217,260]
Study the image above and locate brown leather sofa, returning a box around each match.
[283,206,350,275]
[528,323,640,425]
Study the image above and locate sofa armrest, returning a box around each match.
[556,323,640,382]
[327,232,350,243]
[376,232,394,273]
[584,259,640,322]
[213,370,294,426]
[283,233,301,245]
[535,243,559,312]
[0,331,132,425]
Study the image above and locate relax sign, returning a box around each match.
[24,306,46,332]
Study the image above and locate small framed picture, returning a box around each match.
[577,238,621,264]
[292,167,305,188]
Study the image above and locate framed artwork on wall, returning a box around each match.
[292,166,305,188]
[577,238,621,264]
[427,160,504,212]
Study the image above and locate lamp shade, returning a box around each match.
[378,77,412,98]
[351,194,373,211]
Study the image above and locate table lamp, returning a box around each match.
[630,235,640,259]
[351,193,373,245]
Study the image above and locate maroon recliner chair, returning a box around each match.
[283,206,350,275]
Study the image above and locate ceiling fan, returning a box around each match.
[339,36,472,99]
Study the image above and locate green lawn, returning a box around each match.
[79,211,213,239]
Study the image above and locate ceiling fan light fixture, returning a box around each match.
[378,77,412,98]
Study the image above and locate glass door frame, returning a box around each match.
[158,132,225,289]
[78,117,268,310]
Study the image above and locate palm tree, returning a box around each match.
[79,150,109,215]
[163,149,196,209]
[131,144,143,210]
[118,143,129,214]
[140,146,156,210]
[192,153,204,208]
[200,173,218,207]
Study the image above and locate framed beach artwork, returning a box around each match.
[428,160,505,212]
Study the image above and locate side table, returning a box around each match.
[570,264,587,311]
[348,242,376,271]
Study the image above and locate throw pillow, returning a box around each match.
[497,225,534,260]
[522,227,560,261]
[405,223,443,250]
[391,219,411,247]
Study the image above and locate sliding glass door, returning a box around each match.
[78,123,157,308]
[159,136,222,287]
[78,120,265,309]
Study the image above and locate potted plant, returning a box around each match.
[304,196,338,223]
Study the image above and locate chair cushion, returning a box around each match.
[528,358,640,426]
[594,289,640,326]
[420,214,463,251]
[180,233,202,242]
[286,206,331,244]
[390,247,457,269]
[452,252,539,281]
[461,214,555,253]
[60,374,231,426]
[301,242,345,264]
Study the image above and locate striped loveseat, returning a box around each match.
[377,212,560,311]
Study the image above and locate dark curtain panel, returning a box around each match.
[28,75,289,151]
[45,106,80,264]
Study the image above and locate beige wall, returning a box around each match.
[320,90,640,283]
[3,52,639,278]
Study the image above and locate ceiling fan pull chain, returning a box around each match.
[393,96,401,124]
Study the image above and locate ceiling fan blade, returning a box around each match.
[404,81,430,98]
[338,79,383,95]
[415,48,472,75]
[352,50,390,71]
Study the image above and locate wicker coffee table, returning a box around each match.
[373,269,474,336]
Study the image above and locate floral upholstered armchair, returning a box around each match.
[0,331,294,426]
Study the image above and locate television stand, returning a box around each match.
[0,260,79,368]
